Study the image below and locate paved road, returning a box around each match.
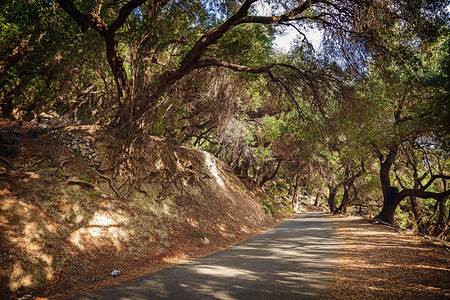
[70,212,337,300]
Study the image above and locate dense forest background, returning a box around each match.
[1,0,449,237]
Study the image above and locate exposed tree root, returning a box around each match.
[53,159,70,176]
[419,234,450,251]
[0,156,13,169]
[66,179,97,189]
[25,158,45,172]
[370,219,405,231]
[92,168,123,199]
[0,167,29,181]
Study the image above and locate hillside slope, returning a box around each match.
[0,121,286,299]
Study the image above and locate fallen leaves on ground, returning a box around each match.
[329,215,449,299]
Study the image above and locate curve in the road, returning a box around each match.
[69,212,338,300]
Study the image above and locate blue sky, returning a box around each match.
[254,1,323,52]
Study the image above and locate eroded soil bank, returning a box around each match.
[0,122,291,299]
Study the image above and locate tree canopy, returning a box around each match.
[1,0,449,235]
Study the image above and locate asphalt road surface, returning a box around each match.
[69,212,338,300]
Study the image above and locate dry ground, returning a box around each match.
[40,216,287,299]
[2,122,448,299]
[329,215,450,299]
[0,121,289,299]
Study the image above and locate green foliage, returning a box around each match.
[2,0,448,233]
[0,0,112,120]
[262,199,276,216]
[89,190,101,201]
[192,230,206,239]
[217,23,274,65]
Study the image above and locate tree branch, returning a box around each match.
[56,0,97,31]
[57,0,159,35]
[397,189,450,203]
[236,0,318,25]
[179,0,319,72]
[179,0,258,71]
[422,175,450,191]
[195,59,308,76]
[109,0,149,32]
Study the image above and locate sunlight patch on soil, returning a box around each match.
[186,217,199,228]
[69,211,131,252]
[1,198,58,291]
[162,255,191,264]
[330,215,450,299]
[10,263,33,291]
[0,123,286,299]
[89,210,128,227]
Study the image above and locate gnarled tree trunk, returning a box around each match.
[375,146,399,223]
[328,183,341,213]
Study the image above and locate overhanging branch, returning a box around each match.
[178,0,319,72]
[422,175,450,191]
[397,189,450,203]
[195,59,308,76]
[56,0,97,31]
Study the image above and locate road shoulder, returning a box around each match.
[329,215,449,299]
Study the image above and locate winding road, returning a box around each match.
[70,212,338,300]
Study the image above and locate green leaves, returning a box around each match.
[216,23,274,65]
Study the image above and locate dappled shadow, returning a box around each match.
[72,213,338,300]
[330,216,450,299]
[0,174,135,299]
[0,123,139,298]
[0,122,282,299]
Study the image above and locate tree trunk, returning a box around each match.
[409,193,427,234]
[292,175,301,211]
[104,32,128,102]
[376,186,400,224]
[328,184,340,213]
[336,183,350,214]
[259,161,281,187]
[314,190,322,206]
[336,168,363,214]
[374,146,450,224]
[233,151,243,175]
[433,197,449,236]
[375,146,399,223]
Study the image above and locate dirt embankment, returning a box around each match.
[0,122,288,299]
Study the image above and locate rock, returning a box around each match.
[111,270,121,276]
[201,237,210,245]
[48,110,60,118]
[39,112,52,119]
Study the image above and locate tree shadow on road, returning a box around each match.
[73,213,338,300]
